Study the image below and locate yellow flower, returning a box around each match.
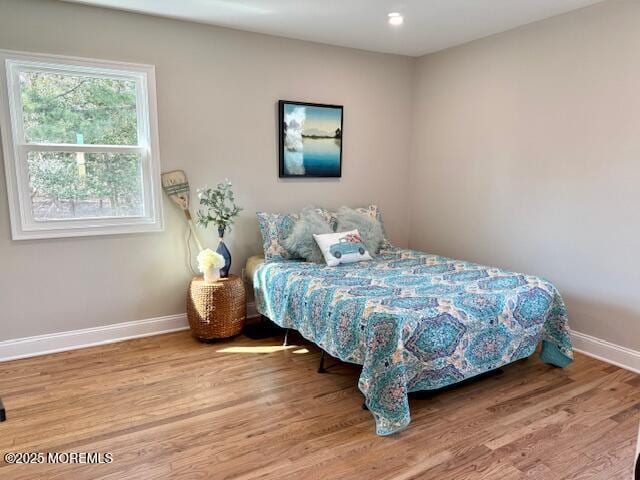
[197,249,225,272]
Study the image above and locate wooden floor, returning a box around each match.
[0,330,638,480]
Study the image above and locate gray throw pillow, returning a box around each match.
[284,208,333,263]
[335,206,384,255]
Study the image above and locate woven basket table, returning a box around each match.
[187,274,246,340]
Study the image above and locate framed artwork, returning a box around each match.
[279,100,343,178]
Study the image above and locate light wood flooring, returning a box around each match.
[0,330,638,479]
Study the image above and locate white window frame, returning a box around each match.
[0,49,163,240]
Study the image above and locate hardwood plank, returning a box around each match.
[0,331,637,479]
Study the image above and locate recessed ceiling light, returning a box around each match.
[388,12,404,26]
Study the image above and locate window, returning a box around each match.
[0,50,163,239]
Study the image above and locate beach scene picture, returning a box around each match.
[279,101,343,177]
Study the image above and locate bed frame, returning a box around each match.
[282,327,337,373]
[281,327,507,411]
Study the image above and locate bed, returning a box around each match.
[253,246,573,436]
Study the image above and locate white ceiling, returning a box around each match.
[62,0,606,56]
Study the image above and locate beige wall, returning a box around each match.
[0,0,414,340]
[2,0,637,352]
[410,0,640,350]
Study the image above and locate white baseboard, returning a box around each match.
[247,301,259,320]
[570,330,640,375]
[0,303,262,363]
[0,314,189,362]
[2,309,637,374]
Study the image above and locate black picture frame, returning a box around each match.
[279,100,343,178]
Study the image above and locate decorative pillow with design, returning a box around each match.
[283,208,333,263]
[257,207,334,261]
[257,211,300,261]
[313,229,373,267]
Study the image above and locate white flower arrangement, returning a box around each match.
[197,249,225,273]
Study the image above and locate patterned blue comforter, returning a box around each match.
[254,247,573,435]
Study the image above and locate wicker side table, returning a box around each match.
[187,274,246,340]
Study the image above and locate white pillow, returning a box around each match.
[313,230,373,267]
